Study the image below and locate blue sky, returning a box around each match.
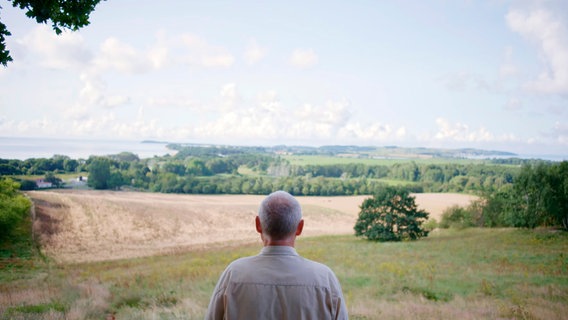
[0,0,567,156]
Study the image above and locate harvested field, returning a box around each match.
[27,190,477,263]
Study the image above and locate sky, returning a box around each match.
[0,0,567,157]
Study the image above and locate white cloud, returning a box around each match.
[219,83,241,111]
[146,97,197,109]
[435,118,477,141]
[187,98,415,145]
[104,95,131,108]
[94,37,150,73]
[16,117,50,132]
[193,109,278,140]
[295,101,350,127]
[244,39,267,65]
[180,34,235,68]
[17,25,92,69]
[287,100,351,139]
[0,116,60,137]
[192,98,351,142]
[289,48,319,68]
[56,111,166,140]
[180,34,207,48]
[78,73,130,109]
[434,118,517,143]
[256,90,281,113]
[338,122,393,140]
[335,121,408,143]
[201,54,235,68]
[507,8,568,94]
[65,105,90,122]
[79,73,105,106]
[112,118,163,138]
[14,26,238,74]
[396,126,407,138]
[148,45,171,69]
[90,32,236,74]
[70,112,115,136]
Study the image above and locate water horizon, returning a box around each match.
[0,136,174,160]
[0,136,566,162]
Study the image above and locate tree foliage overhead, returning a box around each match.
[354,187,429,242]
[1,0,103,66]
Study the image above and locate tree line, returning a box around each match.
[435,161,568,230]
[0,148,546,196]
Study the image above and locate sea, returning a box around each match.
[0,136,566,161]
[0,137,175,160]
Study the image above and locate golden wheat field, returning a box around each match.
[28,190,477,263]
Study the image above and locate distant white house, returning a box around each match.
[35,179,53,189]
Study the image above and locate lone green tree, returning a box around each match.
[354,187,429,241]
[1,0,103,66]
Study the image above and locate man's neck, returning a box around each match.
[263,237,295,247]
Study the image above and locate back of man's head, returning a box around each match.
[258,191,302,240]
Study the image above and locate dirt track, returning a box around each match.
[28,190,477,263]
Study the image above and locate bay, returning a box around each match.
[0,137,174,160]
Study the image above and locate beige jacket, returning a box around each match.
[205,246,348,320]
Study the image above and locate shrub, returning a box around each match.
[439,205,475,229]
[422,218,439,231]
[0,178,32,240]
[19,180,38,191]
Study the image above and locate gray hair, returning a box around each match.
[258,191,302,240]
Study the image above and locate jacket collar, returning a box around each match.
[260,246,299,256]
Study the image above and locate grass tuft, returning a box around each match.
[4,301,67,316]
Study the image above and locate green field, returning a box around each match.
[283,154,486,166]
[1,228,566,319]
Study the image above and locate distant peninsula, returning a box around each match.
[164,143,518,160]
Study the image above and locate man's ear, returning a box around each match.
[295,219,304,236]
[255,216,263,234]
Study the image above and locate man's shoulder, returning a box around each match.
[297,255,334,273]
[301,257,342,286]
[226,255,257,269]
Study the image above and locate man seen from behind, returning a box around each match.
[205,190,348,319]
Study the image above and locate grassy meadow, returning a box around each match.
[1,227,567,319]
